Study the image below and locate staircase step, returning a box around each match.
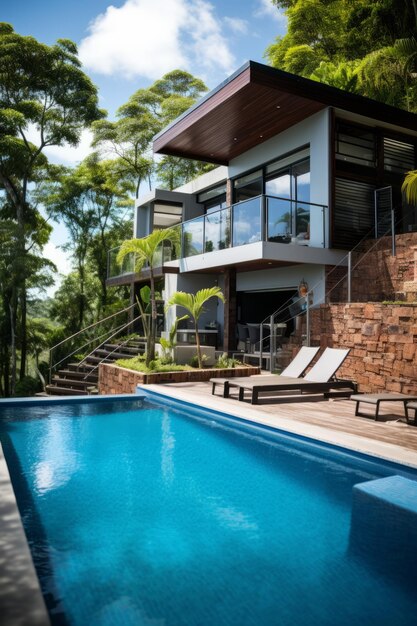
[45,385,90,396]
[67,362,96,372]
[51,377,97,390]
[55,369,98,381]
[103,344,141,354]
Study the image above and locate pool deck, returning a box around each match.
[143,381,417,469]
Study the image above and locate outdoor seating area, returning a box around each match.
[351,393,417,424]
[211,347,356,404]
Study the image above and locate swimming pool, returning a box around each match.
[1,393,416,626]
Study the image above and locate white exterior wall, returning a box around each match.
[236,264,326,308]
[228,108,330,247]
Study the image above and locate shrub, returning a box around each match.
[115,357,191,373]
[14,376,41,397]
[215,353,241,369]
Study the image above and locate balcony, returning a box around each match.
[107,241,178,281]
[182,195,326,257]
[108,195,329,280]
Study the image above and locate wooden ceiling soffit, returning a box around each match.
[153,65,325,164]
[153,61,417,164]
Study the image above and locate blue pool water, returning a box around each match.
[1,395,417,626]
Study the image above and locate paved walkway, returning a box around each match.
[143,381,417,469]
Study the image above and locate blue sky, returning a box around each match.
[4,0,286,119]
[2,0,287,282]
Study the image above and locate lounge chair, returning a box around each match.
[210,346,320,398]
[234,347,356,404]
[406,401,417,425]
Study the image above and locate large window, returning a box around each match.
[233,169,263,203]
[265,158,310,241]
[336,122,376,168]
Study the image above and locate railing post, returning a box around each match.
[270,314,275,373]
[347,251,352,303]
[391,207,396,256]
[306,297,310,347]
[261,195,266,241]
[49,348,53,384]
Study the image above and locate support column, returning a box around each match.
[223,268,237,353]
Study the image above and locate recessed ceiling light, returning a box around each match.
[276,105,281,109]
[233,137,237,141]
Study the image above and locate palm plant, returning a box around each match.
[116,228,179,365]
[402,169,417,205]
[166,287,225,368]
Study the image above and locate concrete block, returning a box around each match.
[350,475,417,578]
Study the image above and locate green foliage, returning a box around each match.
[14,375,41,397]
[402,170,417,204]
[92,69,212,195]
[215,353,241,369]
[266,1,417,110]
[116,356,191,373]
[117,229,180,366]
[0,24,103,395]
[165,287,225,368]
[189,354,209,368]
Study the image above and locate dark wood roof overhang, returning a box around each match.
[153,61,417,165]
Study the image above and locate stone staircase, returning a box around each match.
[45,339,145,396]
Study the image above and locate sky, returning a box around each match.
[2,0,287,285]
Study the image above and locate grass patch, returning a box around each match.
[116,356,192,373]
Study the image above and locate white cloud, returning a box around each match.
[224,16,249,35]
[43,242,72,276]
[79,0,235,80]
[44,130,94,166]
[254,0,286,23]
[24,125,93,166]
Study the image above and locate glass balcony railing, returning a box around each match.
[180,195,326,258]
[107,240,178,279]
[107,196,327,278]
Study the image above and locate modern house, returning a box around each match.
[107,61,417,356]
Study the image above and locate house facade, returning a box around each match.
[107,61,417,354]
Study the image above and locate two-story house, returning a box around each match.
[107,61,417,355]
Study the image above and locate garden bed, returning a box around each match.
[99,362,260,395]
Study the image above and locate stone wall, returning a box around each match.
[99,362,260,395]
[325,233,417,303]
[310,303,417,393]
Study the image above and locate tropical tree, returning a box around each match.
[166,288,225,369]
[116,228,180,365]
[92,69,211,196]
[0,23,103,393]
[40,154,134,322]
[266,1,417,104]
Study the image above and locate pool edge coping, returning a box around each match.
[140,385,417,471]
[0,442,51,626]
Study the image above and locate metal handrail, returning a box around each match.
[260,201,411,371]
[80,313,144,380]
[49,303,136,382]
[51,322,128,373]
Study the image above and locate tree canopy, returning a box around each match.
[92,69,213,195]
[266,1,417,110]
[0,23,104,394]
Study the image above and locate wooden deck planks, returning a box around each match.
[145,381,417,455]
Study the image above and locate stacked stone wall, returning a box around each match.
[324,233,417,303]
[99,362,260,395]
[310,303,417,393]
